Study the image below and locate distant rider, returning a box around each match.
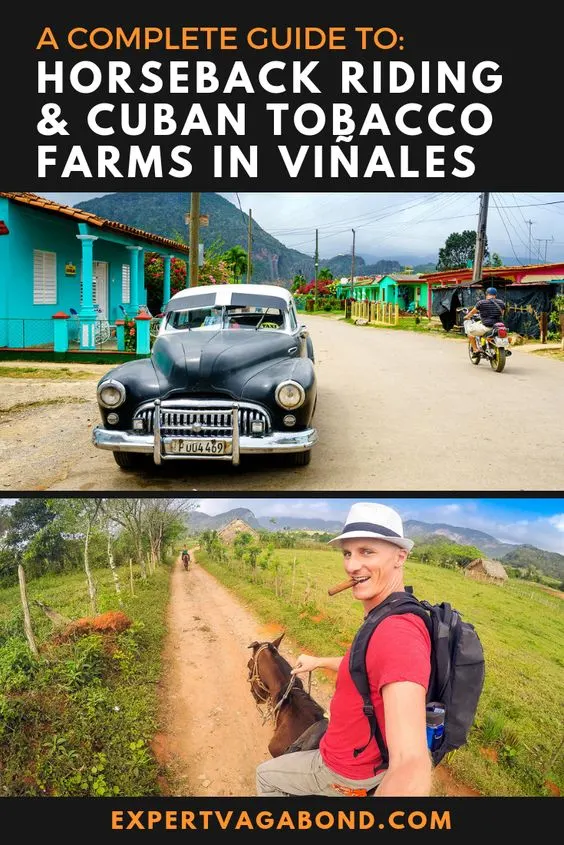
[182,549,190,570]
[464,287,506,354]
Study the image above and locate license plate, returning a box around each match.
[165,439,232,456]
[494,337,509,347]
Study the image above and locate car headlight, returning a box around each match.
[98,379,126,409]
[275,380,305,410]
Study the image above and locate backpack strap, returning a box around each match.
[419,600,457,702]
[348,591,432,769]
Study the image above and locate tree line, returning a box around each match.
[0,498,193,612]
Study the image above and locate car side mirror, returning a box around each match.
[299,325,309,339]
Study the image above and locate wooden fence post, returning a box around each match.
[18,565,39,657]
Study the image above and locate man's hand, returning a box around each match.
[291,654,319,676]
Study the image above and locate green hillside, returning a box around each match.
[75,192,402,284]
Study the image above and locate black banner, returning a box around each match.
[0,796,559,836]
[1,7,563,190]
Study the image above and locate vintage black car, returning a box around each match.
[92,284,318,469]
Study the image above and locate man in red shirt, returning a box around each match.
[255,502,432,798]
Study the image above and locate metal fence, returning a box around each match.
[0,318,55,350]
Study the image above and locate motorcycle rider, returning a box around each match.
[464,287,506,354]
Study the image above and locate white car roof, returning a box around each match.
[167,283,293,305]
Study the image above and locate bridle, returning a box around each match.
[248,643,299,728]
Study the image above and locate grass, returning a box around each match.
[198,547,564,798]
[0,559,172,797]
[0,366,96,380]
[532,348,564,361]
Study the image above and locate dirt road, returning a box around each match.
[153,550,332,797]
[2,317,563,491]
[154,552,478,798]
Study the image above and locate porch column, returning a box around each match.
[162,255,173,310]
[127,245,142,314]
[138,247,147,309]
[135,312,152,356]
[76,234,98,350]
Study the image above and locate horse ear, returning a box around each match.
[248,641,260,651]
[271,632,285,650]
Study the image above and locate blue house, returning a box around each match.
[0,192,190,351]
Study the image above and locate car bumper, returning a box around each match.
[92,425,318,466]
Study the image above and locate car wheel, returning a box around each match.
[113,451,145,470]
[306,337,315,363]
[283,450,312,467]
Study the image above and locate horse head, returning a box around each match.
[247,632,305,706]
[246,631,328,758]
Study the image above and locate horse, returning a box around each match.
[247,632,328,758]
[181,551,190,571]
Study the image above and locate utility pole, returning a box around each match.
[188,192,200,288]
[314,229,319,312]
[350,229,356,299]
[472,192,489,284]
[526,219,534,264]
[246,209,252,283]
[534,236,553,263]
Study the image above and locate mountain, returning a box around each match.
[186,507,262,532]
[186,509,564,580]
[257,516,344,533]
[74,192,405,284]
[404,520,564,580]
[404,520,517,559]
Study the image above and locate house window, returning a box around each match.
[121,264,130,303]
[33,250,57,304]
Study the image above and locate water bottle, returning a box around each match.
[426,702,445,752]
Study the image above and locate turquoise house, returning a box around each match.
[337,274,429,312]
[0,192,190,350]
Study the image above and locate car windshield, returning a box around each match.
[165,305,287,332]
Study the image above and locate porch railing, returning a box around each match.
[0,315,152,356]
[0,318,55,350]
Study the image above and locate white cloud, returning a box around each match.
[548,514,564,532]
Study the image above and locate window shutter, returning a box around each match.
[33,250,57,304]
[122,264,130,303]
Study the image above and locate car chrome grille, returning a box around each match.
[134,401,271,437]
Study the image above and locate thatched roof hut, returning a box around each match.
[465,558,508,585]
[218,518,259,544]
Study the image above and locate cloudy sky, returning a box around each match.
[38,191,564,264]
[193,496,564,555]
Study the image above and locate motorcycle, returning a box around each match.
[460,308,512,373]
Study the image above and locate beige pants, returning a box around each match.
[256,748,385,797]
[465,320,489,337]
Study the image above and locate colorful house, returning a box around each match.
[337,274,429,312]
[0,192,190,351]
[421,263,564,339]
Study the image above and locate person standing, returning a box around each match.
[255,502,432,798]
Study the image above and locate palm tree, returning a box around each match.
[222,246,249,283]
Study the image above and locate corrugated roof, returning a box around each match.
[0,192,190,255]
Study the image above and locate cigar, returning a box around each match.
[328,578,355,596]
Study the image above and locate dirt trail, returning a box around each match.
[153,552,479,798]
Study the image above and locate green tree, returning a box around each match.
[222,245,249,282]
[291,273,306,293]
[317,268,334,281]
[436,231,490,271]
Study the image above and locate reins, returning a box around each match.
[248,643,311,728]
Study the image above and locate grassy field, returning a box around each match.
[1,547,561,798]
[0,560,171,797]
[198,546,564,798]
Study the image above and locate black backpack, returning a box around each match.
[348,588,485,769]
